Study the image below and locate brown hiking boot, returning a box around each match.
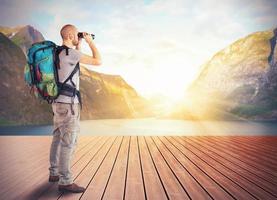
[58,183,86,193]
[49,175,59,182]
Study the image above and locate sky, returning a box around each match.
[1,0,277,100]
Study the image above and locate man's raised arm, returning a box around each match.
[79,32,102,66]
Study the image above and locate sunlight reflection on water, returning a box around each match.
[1,118,276,136]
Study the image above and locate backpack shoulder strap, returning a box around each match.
[56,45,69,55]
[56,45,80,88]
[57,62,81,109]
[54,45,69,69]
[63,62,80,86]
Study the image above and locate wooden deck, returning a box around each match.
[0,136,276,200]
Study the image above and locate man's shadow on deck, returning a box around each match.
[21,181,66,200]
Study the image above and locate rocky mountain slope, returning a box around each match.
[0,25,151,125]
[0,25,44,55]
[181,28,277,120]
[0,32,52,125]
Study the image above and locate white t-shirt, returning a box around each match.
[54,48,82,104]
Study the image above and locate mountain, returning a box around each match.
[0,25,44,56]
[180,28,277,120]
[0,25,24,37]
[79,67,151,119]
[0,25,151,125]
[0,32,52,125]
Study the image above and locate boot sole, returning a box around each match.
[58,188,85,193]
[49,179,59,182]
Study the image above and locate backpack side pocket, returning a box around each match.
[24,63,32,85]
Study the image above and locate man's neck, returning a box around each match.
[62,40,74,48]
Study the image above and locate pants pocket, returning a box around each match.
[55,105,69,116]
[61,128,77,148]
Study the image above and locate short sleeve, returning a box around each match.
[69,48,82,62]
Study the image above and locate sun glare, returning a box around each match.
[138,55,200,102]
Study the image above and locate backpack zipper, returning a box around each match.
[35,56,49,64]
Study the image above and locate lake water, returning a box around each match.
[0,118,277,136]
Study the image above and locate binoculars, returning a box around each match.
[78,32,95,40]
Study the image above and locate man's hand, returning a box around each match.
[83,32,93,44]
[80,32,102,66]
[76,38,82,50]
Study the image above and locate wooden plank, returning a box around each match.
[0,135,90,181]
[10,136,102,200]
[79,136,123,200]
[159,136,233,200]
[165,136,255,200]
[124,136,146,200]
[0,136,92,186]
[137,136,168,200]
[223,136,277,149]
[0,136,96,200]
[57,136,117,200]
[211,136,277,165]
[144,136,190,200]
[199,137,277,178]
[175,136,277,199]
[187,137,277,197]
[0,136,90,169]
[0,136,46,162]
[152,136,212,200]
[215,136,277,161]
[37,136,107,200]
[232,136,277,149]
[102,136,131,200]
[1,136,276,200]
[190,137,277,186]
[0,136,53,175]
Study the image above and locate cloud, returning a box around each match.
[1,0,276,98]
[0,0,41,26]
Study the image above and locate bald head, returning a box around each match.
[60,24,78,40]
[60,24,79,46]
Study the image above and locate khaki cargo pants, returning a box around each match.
[48,102,80,185]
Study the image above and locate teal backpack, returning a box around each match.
[24,40,82,107]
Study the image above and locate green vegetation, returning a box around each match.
[0,118,17,126]
[229,85,255,97]
[231,100,277,117]
[231,104,269,116]
[11,36,24,46]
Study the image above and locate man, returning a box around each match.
[48,24,101,193]
[268,28,277,66]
